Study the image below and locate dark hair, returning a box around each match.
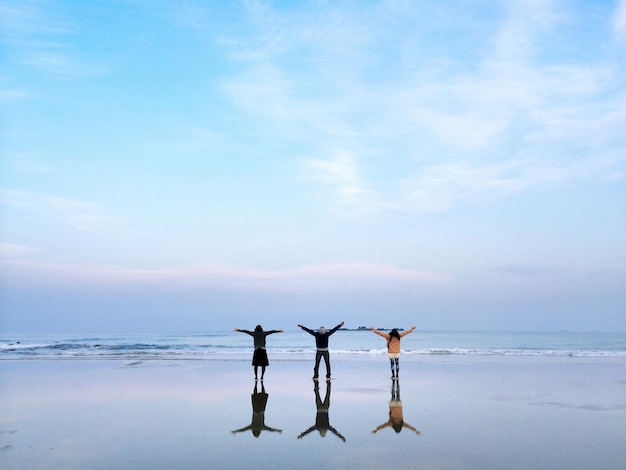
[387,328,401,348]
[255,325,263,332]
[392,421,403,433]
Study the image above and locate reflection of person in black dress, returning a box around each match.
[234,325,283,380]
[231,381,282,438]
[372,378,420,435]
[297,380,345,441]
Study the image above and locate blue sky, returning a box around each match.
[1,0,625,333]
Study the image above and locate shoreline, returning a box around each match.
[3,330,625,364]
[1,353,623,366]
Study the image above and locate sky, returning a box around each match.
[1,0,625,334]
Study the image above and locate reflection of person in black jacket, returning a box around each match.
[297,322,344,379]
[297,381,345,442]
[231,381,282,438]
[235,325,283,380]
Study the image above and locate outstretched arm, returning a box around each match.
[403,422,421,435]
[298,324,315,335]
[263,425,283,433]
[369,327,387,338]
[328,425,346,442]
[234,328,253,336]
[231,424,252,434]
[328,321,345,335]
[297,425,317,439]
[400,326,417,338]
[371,420,391,434]
[266,329,284,335]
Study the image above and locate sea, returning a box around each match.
[1,330,625,362]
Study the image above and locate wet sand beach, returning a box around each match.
[1,357,625,469]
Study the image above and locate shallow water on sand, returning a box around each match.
[1,358,625,469]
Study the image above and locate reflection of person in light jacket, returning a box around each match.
[370,326,416,378]
[372,379,420,435]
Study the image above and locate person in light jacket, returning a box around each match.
[370,326,416,378]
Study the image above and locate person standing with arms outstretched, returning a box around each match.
[370,326,416,379]
[298,322,344,380]
[235,325,283,381]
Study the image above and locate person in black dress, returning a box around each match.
[234,325,283,380]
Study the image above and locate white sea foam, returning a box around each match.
[2,331,625,360]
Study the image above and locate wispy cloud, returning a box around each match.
[0,1,104,76]
[0,85,29,103]
[499,264,562,277]
[2,152,55,173]
[396,161,532,214]
[0,2,70,36]
[0,189,116,232]
[0,242,36,258]
[304,149,625,217]
[305,152,380,219]
[214,1,626,220]
[394,153,621,215]
[496,264,626,294]
[613,0,626,39]
[3,258,448,293]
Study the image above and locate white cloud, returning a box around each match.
[47,196,115,232]
[0,86,29,103]
[397,163,518,214]
[0,189,116,232]
[0,242,36,258]
[291,1,626,219]
[3,152,55,173]
[0,2,107,77]
[490,0,557,62]
[613,0,626,39]
[402,148,626,213]
[306,152,370,198]
[410,108,508,150]
[3,258,448,293]
[304,149,626,217]
[0,2,70,37]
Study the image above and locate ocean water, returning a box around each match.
[1,330,625,361]
[1,332,625,469]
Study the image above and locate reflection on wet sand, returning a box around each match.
[298,380,346,442]
[372,378,421,435]
[231,381,283,438]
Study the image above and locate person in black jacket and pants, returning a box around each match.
[298,322,344,380]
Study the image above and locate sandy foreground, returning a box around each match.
[1,356,625,469]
